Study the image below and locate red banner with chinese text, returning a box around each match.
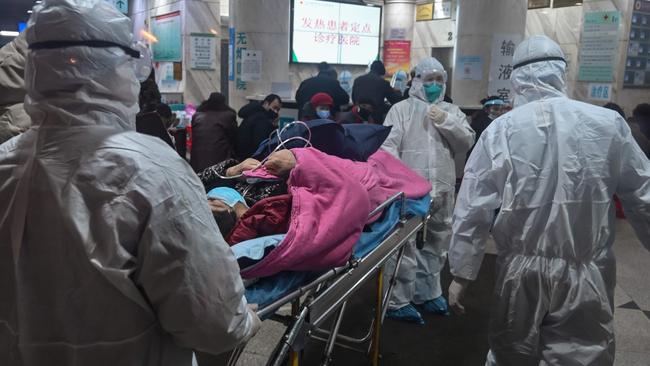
[383,40,411,77]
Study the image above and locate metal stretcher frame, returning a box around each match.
[227,192,428,366]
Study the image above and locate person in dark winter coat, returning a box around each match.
[471,96,508,142]
[138,69,162,113]
[190,92,238,172]
[337,98,377,124]
[631,103,650,158]
[135,102,175,148]
[235,94,282,160]
[352,60,403,123]
[295,62,349,119]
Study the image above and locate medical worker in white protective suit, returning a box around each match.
[448,35,650,365]
[0,1,260,365]
[382,57,475,324]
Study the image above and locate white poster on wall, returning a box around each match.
[455,55,483,81]
[241,50,262,82]
[155,62,182,93]
[488,34,523,102]
[433,0,452,20]
[190,33,216,70]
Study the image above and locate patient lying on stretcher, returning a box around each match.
[204,147,432,279]
[207,150,297,244]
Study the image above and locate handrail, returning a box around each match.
[367,192,405,219]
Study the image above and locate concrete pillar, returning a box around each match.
[229,0,290,112]
[131,0,221,106]
[452,0,527,107]
[184,0,222,106]
[384,0,417,41]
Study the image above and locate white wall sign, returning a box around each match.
[455,55,483,81]
[241,50,262,82]
[155,62,182,93]
[190,33,216,70]
[588,83,612,101]
[488,33,523,102]
[433,0,452,20]
[389,28,407,40]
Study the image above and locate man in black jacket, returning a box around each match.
[352,60,403,124]
[235,94,282,160]
[295,62,349,119]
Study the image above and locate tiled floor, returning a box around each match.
[612,219,650,364]
[216,219,650,365]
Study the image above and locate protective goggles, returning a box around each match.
[512,56,567,70]
[29,40,152,82]
[29,40,141,58]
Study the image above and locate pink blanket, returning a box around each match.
[240,148,431,279]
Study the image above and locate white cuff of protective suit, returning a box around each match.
[241,308,262,343]
[451,277,470,287]
[448,238,486,281]
[428,105,448,124]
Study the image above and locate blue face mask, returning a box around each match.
[424,83,443,103]
[316,109,331,119]
[207,187,247,207]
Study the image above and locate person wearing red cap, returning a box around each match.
[311,92,334,120]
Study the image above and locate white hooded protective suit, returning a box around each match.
[0,1,259,365]
[449,35,650,365]
[382,57,475,309]
[0,32,30,144]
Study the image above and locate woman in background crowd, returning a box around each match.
[190,92,238,172]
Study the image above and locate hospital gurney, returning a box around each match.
[227,192,428,366]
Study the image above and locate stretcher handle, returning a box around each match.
[257,265,351,319]
[368,192,406,219]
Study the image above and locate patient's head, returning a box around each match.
[207,187,249,237]
[209,199,238,237]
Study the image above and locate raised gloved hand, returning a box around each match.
[448,277,470,315]
[428,105,448,124]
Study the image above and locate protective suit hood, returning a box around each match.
[410,57,447,105]
[0,32,27,107]
[0,2,259,364]
[511,35,567,107]
[24,0,139,129]
[0,32,31,144]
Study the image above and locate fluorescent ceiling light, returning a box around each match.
[0,31,19,37]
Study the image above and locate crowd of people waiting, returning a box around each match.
[1,1,650,366]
